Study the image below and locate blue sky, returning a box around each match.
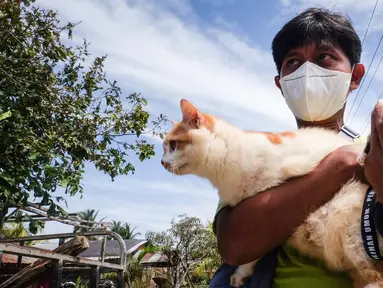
[34,0,383,237]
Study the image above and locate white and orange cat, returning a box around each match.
[161,99,383,288]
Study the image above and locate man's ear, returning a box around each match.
[274,75,283,97]
[350,64,365,91]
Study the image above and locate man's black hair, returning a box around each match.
[272,8,362,73]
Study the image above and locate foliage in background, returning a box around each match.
[146,214,219,288]
[109,220,141,240]
[1,222,43,245]
[72,208,105,240]
[136,241,160,261]
[101,255,150,288]
[0,0,166,233]
[192,222,222,279]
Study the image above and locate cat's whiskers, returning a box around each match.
[177,157,198,175]
[168,159,190,188]
[177,169,189,187]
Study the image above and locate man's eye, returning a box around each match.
[286,59,300,67]
[318,54,332,61]
[169,140,178,151]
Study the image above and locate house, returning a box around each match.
[78,238,147,260]
[33,238,148,261]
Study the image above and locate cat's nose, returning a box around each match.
[161,159,170,169]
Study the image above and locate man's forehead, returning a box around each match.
[285,41,337,57]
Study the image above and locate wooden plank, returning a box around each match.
[50,259,63,288]
[0,236,89,288]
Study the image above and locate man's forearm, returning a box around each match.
[216,154,356,265]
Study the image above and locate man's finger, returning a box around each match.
[370,109,381,153]
[374,100,383,148]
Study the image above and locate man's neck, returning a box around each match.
[297,120,343,133]
[296,110,345,133]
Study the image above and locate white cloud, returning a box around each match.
[36,0,295,129]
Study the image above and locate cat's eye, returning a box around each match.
[168,140,178,152]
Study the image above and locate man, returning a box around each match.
[210,8,383,288]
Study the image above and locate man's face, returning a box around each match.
[274,42,364,93]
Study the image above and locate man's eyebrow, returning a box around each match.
[316,42,336,51]
[285,51,300,59]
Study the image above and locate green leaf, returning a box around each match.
[0,110,12,122]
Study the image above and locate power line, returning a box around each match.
[331,0,341,12]
[361,0,379,46]
[345,0,379,124]
[345,34,383,123]
[349,54,383,125]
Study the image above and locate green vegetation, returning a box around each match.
[0,0,166,234]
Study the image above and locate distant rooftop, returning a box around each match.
[34,238,147,260]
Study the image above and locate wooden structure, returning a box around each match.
[0,203,127,287]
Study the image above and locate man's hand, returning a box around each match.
[365,100,383,203]
[335,144,367,184]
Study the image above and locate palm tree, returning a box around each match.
[110,221,141,240]
[2,223,30,238]
[122,223,141,239]
[73,209,105,236]
[2,223,42,245]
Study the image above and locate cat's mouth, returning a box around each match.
[166,163,188,174]
[171,163,188,174]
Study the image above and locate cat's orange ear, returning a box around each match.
[180,99,204,129]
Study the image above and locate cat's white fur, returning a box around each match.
[162,101,383,288]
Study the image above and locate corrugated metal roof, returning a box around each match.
[140,252,168,264]
[35,239,147,259]
[78,239,147,258]
[0,239,147,265]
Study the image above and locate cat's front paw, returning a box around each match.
[230,271,246,287]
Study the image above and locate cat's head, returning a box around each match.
[161,99,215,176]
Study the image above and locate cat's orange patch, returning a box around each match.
[165,113,215,147]
[202,113,215,132]
[263,132,296,144]
[165,123,192,147]
[245,131,296,144]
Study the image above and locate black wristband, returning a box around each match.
[361,187,382,260]
[373,200,383,239]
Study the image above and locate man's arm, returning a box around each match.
[216,145,362,266]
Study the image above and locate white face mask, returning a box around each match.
[279,61,353,122]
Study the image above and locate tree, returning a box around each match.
[73,209,104,233]
[146,214,213,288]
[110,220,141,240]
[193,222,222,280]
[2,222,43,245]
[2,223,30,239]
[0,0,166,232]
